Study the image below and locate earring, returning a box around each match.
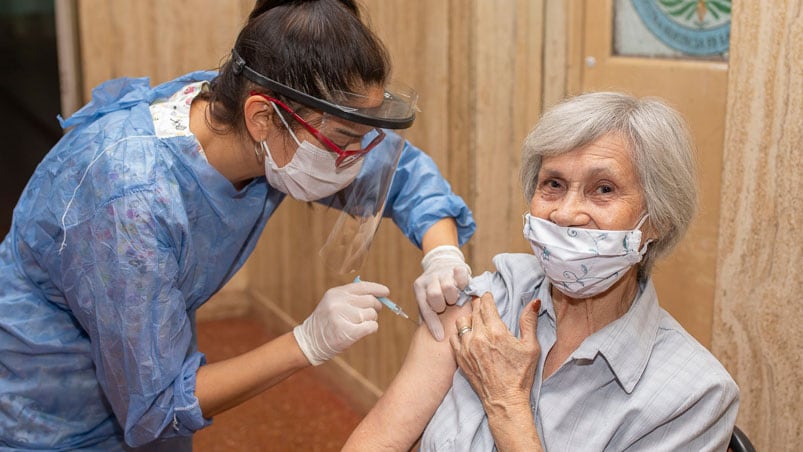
[254,140,268,164]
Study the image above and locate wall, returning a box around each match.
[76,0,254,93]
[711,1,803,450]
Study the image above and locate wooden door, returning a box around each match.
[577,0,730,347]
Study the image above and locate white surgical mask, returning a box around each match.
[263,103,363,201]
[523,213,651,298]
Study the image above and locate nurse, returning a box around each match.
[0,0,474,450]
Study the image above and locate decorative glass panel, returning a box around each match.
[614,0,731,60]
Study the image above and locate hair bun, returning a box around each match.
[249,0,358,21]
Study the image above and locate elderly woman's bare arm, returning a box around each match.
[342,303,471,451]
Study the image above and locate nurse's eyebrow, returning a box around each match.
[334,126,367,139]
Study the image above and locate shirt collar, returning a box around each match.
[533,280,555,321]
[150,81,209,138]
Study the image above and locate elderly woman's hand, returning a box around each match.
[450,293,541,413]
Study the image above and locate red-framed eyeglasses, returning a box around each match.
[250,92,386,168]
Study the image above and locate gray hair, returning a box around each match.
[520,92,698,278]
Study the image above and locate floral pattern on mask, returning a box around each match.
[523,213,649,297]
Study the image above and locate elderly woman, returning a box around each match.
[343,92,739,451]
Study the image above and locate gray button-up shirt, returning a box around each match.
[421,253,739,451]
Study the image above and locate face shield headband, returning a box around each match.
[231,49,417,130]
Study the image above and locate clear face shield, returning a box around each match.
[316,129,407,274]
[232,50,418,275]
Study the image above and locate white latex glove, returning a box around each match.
[413,245,472,341]
[293,280,386,366]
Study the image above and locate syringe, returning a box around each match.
[353,276,414,322]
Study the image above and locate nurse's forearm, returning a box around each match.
[421,218,459,253]
[195,331,309,418]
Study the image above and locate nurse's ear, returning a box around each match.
[243,94,274,142]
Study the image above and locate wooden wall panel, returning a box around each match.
[468,0,545,272]
[77,0,253,98]
[542,0,585,107]
[712,1,803,450]
[55,0,82,117]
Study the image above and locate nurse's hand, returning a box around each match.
[413,245,471,341]
[293,280,385,366]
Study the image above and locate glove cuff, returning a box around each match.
[421,245,466,270]
[293,324,326,366]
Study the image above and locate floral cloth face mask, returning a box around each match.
[523,213,651,298]
[263,103,363,201]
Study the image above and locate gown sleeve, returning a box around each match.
[382,136,476,249]
[54,187,210,447]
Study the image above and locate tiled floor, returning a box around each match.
[194,317,363,451]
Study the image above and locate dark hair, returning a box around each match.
[201,0,391,135]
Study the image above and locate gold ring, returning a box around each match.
[457,325,472,338]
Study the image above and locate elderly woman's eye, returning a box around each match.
[596,184,614,194]
[543,179,562,190]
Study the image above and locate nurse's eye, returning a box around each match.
[330,133,360,150]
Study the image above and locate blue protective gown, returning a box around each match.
[0,71,475,450]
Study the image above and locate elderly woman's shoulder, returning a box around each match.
[483,252,545,300]
[490,253,543,276]
[487,253,545,290]
[651,309,739,395]
[465,253,544,309]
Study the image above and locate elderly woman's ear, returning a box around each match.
[643,216,660,243]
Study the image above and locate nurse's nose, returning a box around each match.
[549,191,590,227]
